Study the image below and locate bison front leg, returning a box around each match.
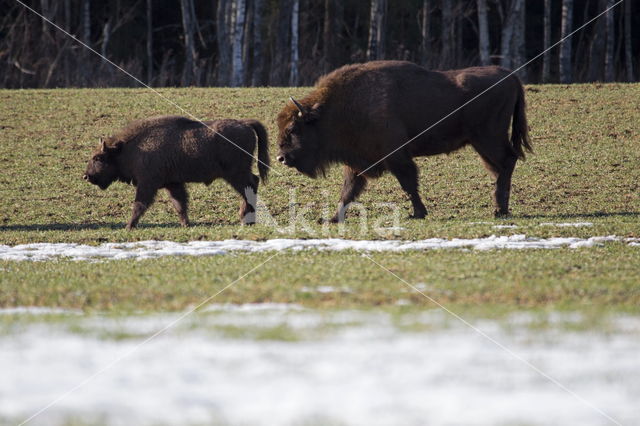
[329,166,368,223]
[126,185,158,230]
[166,183,189,227]
[386,158,427,219]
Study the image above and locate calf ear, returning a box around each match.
[109,140,124,154]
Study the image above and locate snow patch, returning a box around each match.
[0,310,639,425]
[0,307,82,316]
[0,235,636,262]
[540,222,594,227]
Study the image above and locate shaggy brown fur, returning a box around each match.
[84,115,270,229]
[276,60,532,222]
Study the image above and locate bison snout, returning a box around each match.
[277,153,294,166]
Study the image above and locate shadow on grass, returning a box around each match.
[0,222,231,232]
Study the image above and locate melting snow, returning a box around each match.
[0,308,638,425]
[0,235,636,261]
[540,222,594,227]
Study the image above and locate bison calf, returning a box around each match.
[84,115,269,229]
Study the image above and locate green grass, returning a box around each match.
[1,246,638,313]
[1,84,639,314]
[1,84,639,243]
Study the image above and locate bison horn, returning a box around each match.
[290,97,305,117]
[100,137,106,152]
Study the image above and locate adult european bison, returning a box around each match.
[84,115,270,229]
[276,60,532,222]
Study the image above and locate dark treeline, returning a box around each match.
[0,0,637,88]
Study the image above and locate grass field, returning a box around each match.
[1,84,640,425]
[1,84,639,312]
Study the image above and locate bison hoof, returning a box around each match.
[318,216,342,224]
[494,209,511,218]
[125,224,135,231]
[409,211,427,219]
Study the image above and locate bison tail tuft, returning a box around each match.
[511,80,533,160]
[244,119,270,183]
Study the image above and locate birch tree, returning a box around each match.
[559,0,573,83]
[604,0,615,82]
[500,0,523,69]
[180,0,197,86]
[440,0,453,68]
[477,0,490,66]
[542,0,551,82]
[289,0,299,86]
[419,0,430,66]
[231,0,246,87]
[366,0,386,61]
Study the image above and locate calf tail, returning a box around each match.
[511,79,533,160]
[244,119,270,182]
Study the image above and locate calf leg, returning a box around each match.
[127,184,158,230]
[385,156,427,219]
[225,173,259,225]
[329,166,368,223]
[165,183,189,227]
[472,138,518,217]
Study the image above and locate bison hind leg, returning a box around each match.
[225,173,259,225]
[472,137,518,217]
[385,156,427,219]
[166,183,189,227]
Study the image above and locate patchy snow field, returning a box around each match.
[1,306,639,425]
[1,235,639,261]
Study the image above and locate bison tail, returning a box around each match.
[511,80,533,160]
[244,119,270,183]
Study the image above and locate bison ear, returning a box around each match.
[304,103,322,123]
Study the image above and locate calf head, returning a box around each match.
[83,138,123,190]
[276,97,325,178]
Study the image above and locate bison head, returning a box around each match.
[83,138,123,190]
[276,97,325,178]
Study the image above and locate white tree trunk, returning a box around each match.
[289,0,299,86]
[180,0,197,86]
[366,0,385,61]
[500,0,523,69]
[82,0,90,43]
[604,0,615,82]
[477,0,490,66]
[542,0,551,82]
[231,0,246,87]
[624,0,634,81]
[420,0,430,66]
[512,0,526,79]
[559,0,573,83]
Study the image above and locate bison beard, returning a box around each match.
[276,61,532,222]
[83,116,270,229]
